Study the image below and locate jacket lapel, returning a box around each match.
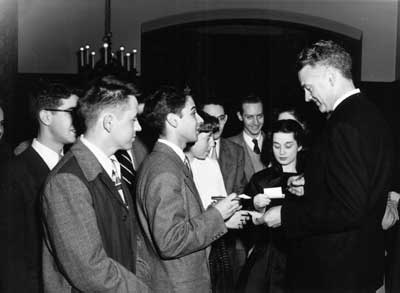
[98,171,130,211]
[154,142,205,212]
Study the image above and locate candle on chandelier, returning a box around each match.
[103,43,109,65]
[85,45,90,66]
[119,46,125,67]
[90,51,96,69]
[79,47,84,67]
[132,49,137,69]
[126,52,131,71]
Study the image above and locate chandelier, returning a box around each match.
[77,0,139,78]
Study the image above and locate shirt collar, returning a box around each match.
[31,138,61,170]
[243,131,263,149]
[80,135,115,179]
[158,138,186,162]
[333,88,360,111]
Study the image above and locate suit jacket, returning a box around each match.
[41,139,149,292]
[0,146,50,293]
[218,138,247,194]
[132,136,149,169]
[281,93,394,292]
[136,141,228,293]
[228,132,265,182]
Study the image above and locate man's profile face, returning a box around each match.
[49,94,79,145]
[176,96,203,144]
[298,64,334,113]
[111,95,142,150]
[202,104,226,140]
[237,102,264,137]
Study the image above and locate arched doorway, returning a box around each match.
[141,9,362,135]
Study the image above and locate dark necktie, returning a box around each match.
[115,149,136,188]
[252,138,261,154]
[184,155,193,178]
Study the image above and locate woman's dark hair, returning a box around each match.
[261,119,305,172]
[197,110,219,134]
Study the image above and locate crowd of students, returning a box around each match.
[0,39,399,293]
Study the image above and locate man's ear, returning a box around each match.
[327,68,336,87]
[38,109,52,126]
[236,111,243,122]
[166,113,178,128]
[102,113,113,133]
[224,114,228,123]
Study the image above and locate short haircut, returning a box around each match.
[201,96,225,111]
[29,81,79,120]
[197,110,219,134]
[297,40,353,79]
[100,75,141,99]
[78,79,132,129]
[261,119,304,169]
[271,105,308,133]
[238,94,263,114]
[142,86,187,136]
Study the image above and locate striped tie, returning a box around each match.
[115,149,136,188]
[110,157,128,207]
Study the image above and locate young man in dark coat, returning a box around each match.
[0,82,79,292]
[41,80,149,292]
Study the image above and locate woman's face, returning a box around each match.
[190,131,214,160]
[272,132,301,170]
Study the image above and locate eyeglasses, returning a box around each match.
[44,108,75,114]
[216,114,226,122]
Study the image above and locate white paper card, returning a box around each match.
[263,187,285,198]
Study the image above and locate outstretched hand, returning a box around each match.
[214,193,241,220]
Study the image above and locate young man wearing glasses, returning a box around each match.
[0,81,79,293]
[201,97,248,284]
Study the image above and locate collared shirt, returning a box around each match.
[190,157,227,209]
[158,138,185,163]
[243,131,263,151]
[333,88,361,111]
[80,136,117,180]
[32,138,62,170]
[126,149,136,170]
[208,138,220,159]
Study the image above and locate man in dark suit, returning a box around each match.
[228,95,266,182]
[41,80,149,292]
[202,98,248,281]
[0,82,79,292]
[136,87,241,293]
[262,40,394,292]
[202,98,247,195]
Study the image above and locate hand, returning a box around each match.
[214,193,241,220]
[253,193,271,212]
[246,211,264,225]
[287,174,305,196]
[382,198,399,230]
[389,191,400,203]
[262,206,282,228]
[225,210,251,229]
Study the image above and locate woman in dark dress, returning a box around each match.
[238,119,305,293]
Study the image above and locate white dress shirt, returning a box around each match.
[190,157,227,209]
[32,138,62,170]
[158,138,186,163]
[333,88,361,111]
[243,131,263,151]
